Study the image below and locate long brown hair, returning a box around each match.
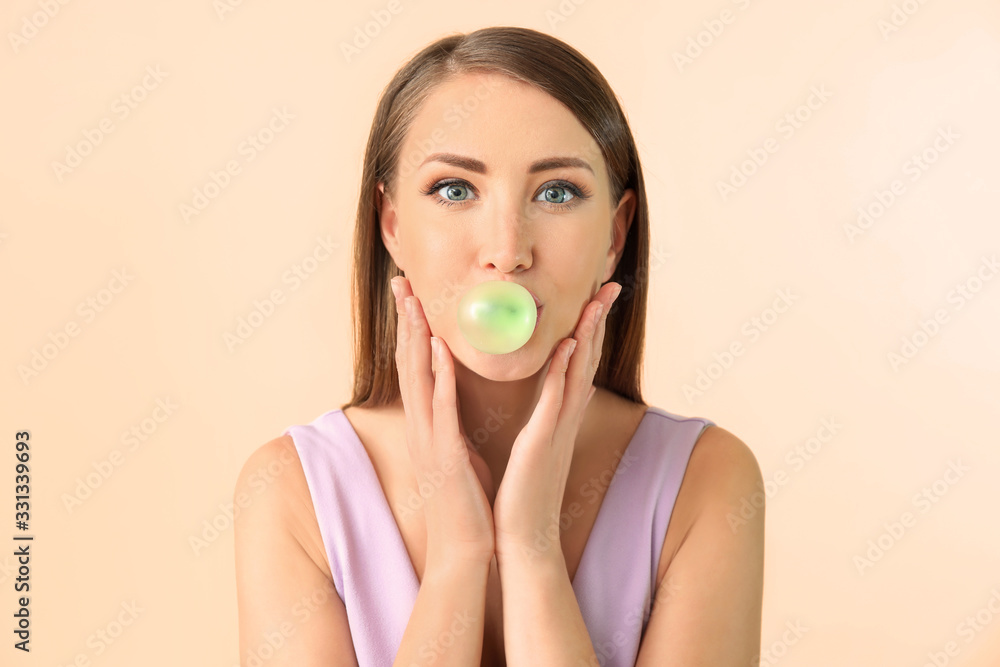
[340,26,650,411]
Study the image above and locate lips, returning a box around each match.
[483,279,541,308]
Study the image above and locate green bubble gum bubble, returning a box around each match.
[457,281,538,355]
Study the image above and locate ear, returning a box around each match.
[603,188,636,282]
[377,181,405,272]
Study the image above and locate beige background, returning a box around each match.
[2,0,999,664]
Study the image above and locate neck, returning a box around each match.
[451,354,550,486]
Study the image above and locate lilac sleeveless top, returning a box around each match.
[284,406,714,666]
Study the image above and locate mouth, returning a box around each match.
[534,304,542,330]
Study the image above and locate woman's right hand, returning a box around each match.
[391,276,496,569]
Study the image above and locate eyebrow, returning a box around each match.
[419,152,594,176]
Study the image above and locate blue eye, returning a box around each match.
[435,182,474,204]
[421,178,591,211]
[537,185,575,205]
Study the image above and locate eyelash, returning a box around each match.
[420,178,593,212]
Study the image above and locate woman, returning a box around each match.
[235,26,764,667]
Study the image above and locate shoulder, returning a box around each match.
[684,424,764,510]
[235,434,305,503]
[640,406,762,496]
[688,425,762,484]
[234,434,333,580]
[234,435,356,663]
[233,435,310,538]
[656,422,763,581]
[641,422,766,661]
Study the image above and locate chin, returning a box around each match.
[452,338,552,382]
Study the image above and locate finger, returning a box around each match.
[564,290,608,415]
[392,276,410,407]
[589,283,620,373]
[455,388,472,449]
[430,335,466,461]
[405,293,435,462]
[520,337,578,449]
[394,277,429,458]
[571,297,604,341]
[556,283,619,444]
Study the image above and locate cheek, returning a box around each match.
[420,227,473,267]
[544,297,588,334]
[418,275,470,333]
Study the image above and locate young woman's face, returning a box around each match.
[379,71,634,379]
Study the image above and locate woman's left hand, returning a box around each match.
[491,281,622,566]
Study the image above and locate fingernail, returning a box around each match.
[405,296,414,319]
[390,277,400,300]
[592,303,604,325]
[612,283,623,302]
[431,336,440,364]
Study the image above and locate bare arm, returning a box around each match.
[234,436,358,666]
[635,425,766,666]
[393,557,492,666]
[387,277,500,664]
[497,552,599,666]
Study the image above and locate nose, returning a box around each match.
[479,201,533,273]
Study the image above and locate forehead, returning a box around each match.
[403,72,605,180]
